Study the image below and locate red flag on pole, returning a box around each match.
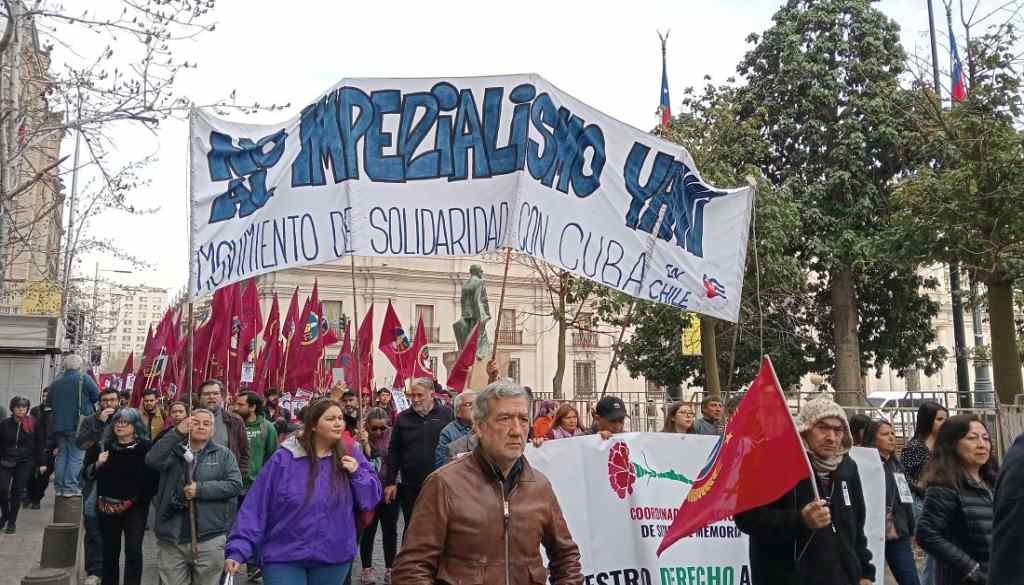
[410,314,434,380]
[335,322,354,387]
[252,293,281,395]
[282,286,300,341]
[238,280,263,364]
[445,323,479,392]
[356,306,375,393]
[318,302,339,347]
[378,300,414,387]
[119,353,134,390]
[285,281,320,391]
[656,356,811,555]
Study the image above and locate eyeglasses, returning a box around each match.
[113,420,132,427]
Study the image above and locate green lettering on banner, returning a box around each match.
[659,567,673,585]
[706,566,718,585]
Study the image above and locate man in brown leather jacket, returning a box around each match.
[392,380,583,585]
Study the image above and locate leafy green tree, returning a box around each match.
[734,0,943,403]
[896,23,1024,402]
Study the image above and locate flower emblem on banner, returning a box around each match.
[417,347,432,374]
[608,441,693,499]
[608,442,637,499]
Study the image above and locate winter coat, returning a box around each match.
[735,454,875,585]
[46,370,99,435]
[383,403,453,488]
[692,417,722,436]
[29,404,53,456]
[990,434,1024,585]
[881,454,915,540]
[391,448,582,585]
[214,408,251,477]
[916,479,993,585]
[225,435,381,567]
[146,428,243,545]
[84,439,159,505]
[445,432,478,465]
[434,418,471,469]
[0,416,44,466]
[901,437,931,495]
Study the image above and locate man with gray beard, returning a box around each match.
[382,378,453,528]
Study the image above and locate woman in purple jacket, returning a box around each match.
[224,399,382,585]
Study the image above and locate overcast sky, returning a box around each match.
[69,0,947,294]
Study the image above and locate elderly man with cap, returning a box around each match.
[735,397,874,585]
[585,395,627,439]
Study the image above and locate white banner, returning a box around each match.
[189,75,754,321]
[525,434,884,584]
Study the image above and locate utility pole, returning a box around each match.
[927,0,972,406]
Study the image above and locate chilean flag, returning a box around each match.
[659,52,671,127]
[949,23,967,102]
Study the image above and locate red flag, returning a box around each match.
[238,280,264,364]
[132,310,174,406]
[318,302,339,347]
[252,294,281,395]
[445,323,479,392]
[410,314,434,380]
[355,306,375,393]
[656,356,811,555]
[285,281,321,390]
[282,286,300,341]
[335,321,354,388]
[378,300,414,387]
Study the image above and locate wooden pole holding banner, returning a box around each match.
[184,302,199,561]
[489,248,514,363]
[349,254,364,427]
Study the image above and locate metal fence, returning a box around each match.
[531,390,1021,458]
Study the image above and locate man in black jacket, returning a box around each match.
[735,397,874,585]
[382,377,453,529]
[990,433,1024,585]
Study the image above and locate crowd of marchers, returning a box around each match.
[1,353,1023,585]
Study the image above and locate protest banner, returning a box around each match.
[525,434,884,585]
[189,75,754,322]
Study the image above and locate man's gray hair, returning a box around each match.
[472,380,528,425]
[409,377,434,392]
[191,407,214,420]
[454,390,478,411]
[63,354,84,372]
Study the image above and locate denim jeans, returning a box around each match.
[263,563,351,585]
[886,537,922,585]
[53,432,84,496]
[913,494,936,585]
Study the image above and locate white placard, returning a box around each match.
[189,75,754,322]
[240,361,255,383]
[525,435,884,583]
[332,368,345,384]
[391,388,410,413]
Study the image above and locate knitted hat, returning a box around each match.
[796,397,853,452]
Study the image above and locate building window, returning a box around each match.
[500,308,516,330]
[322,301,344,332]
[429,357,438,376]
[508,358,521,384]
[415,304,438,342]
[574,360,596,397]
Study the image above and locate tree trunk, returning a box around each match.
[701,315,721,397]
[551,276,568,399]
[987,279,1023,404]
[831,268,862,406]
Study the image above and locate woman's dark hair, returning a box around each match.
[913,401,948,441]
[551,403,579,431]
[848,413,872,446]
[661,401,697,434]
[9,395,30,412]
[862,419,892,450]
[297,399,350,503]
[364,407,390,426]
[921,414,998,489]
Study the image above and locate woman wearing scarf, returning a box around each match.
[0,396,44,534]
[83,408,159,585]
[544,403,584,440]
[735,397,874,585]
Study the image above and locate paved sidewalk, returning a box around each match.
[2,493,395,585]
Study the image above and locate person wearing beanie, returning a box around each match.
[735,397,875,585]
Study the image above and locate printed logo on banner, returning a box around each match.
[301,313,320,346]
[388,326,412,354]
[702,274,727,300]
[687,433,732,503]
[207,129,288,223]
[416,346,432,374]
[607,441,692,500]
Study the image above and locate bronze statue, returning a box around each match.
[453,264,492,360]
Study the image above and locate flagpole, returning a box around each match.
[349,254,364,426]
[489,248,514,363]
